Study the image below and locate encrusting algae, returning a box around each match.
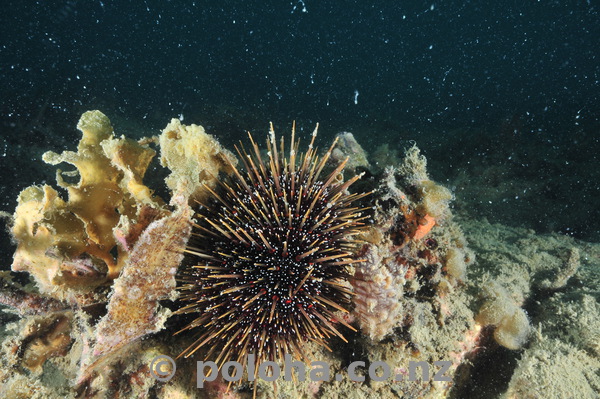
[159,118,237,203]
[0,110,548,398]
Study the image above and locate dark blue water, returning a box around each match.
[2,1,598,128]
[0,0,599,246]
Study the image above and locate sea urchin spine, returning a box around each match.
[175,123,369,382]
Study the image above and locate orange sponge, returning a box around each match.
[413,214,436,239]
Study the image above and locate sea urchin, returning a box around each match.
[175,123,369,381]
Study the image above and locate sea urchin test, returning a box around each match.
[175,123,370,382]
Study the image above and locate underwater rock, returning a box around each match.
[538,247,580,290]
[2,111,238,398]
[352,146,472,342]
[5,111,594,398]
[6,311,73,374]
[329,131,370,175]
[503,338,600,398]
[458,218,600,397]
[335,144,482,398]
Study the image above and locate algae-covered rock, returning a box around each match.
[4,112,597,399]
[347,144,477,398]
[458,217,600,397]
[159,118,237,204]
[2,111,242,399]
[330,131,370,175]
[503,338,600,399]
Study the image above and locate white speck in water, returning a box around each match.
[291,0,308,13]
[353,90,359,105]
